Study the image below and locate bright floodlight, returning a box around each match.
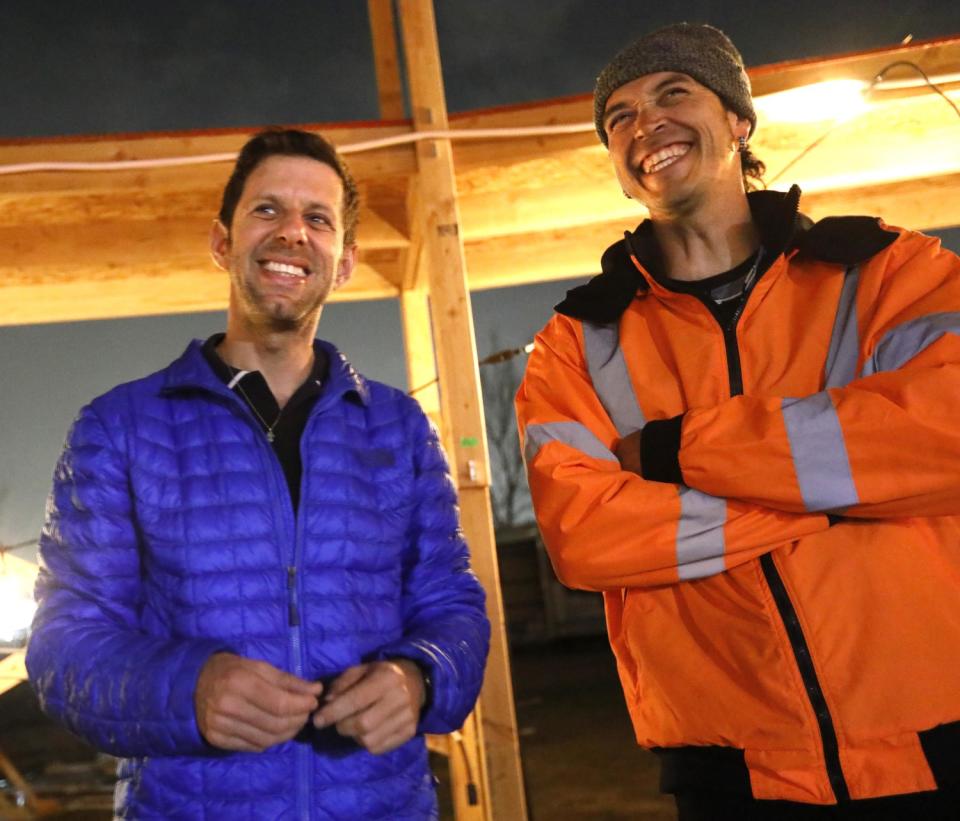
[0,573,37,646]
[755,79,869,124]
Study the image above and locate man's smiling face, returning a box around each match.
[603,71,749,217]
[210,154,356,332]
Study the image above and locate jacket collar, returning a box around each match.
[162,338,371,407]
[555,185,896,324]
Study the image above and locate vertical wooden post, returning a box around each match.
[366,0,406,120]
[400,284,442,428]
[397,2,528,819]
[367,6,502,817]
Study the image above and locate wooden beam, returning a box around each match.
[757,89,960,191]
[464,217,638,289]
[398,2,527,819]
[0,40,956,330]
[0,651,27,699]
[4,163,958,327]
[0,261,398,326]
[401,285,441,426]
[0,186,409,247]
[367,0,406,120]
[798,171,960,231]
[0,122,418,193]
[457,154,630,241]
[749,34,960,97]
[0,743,61,817]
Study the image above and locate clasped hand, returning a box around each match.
[195,653,424,755]
[614,429,643,475]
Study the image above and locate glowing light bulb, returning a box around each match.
[0,568,37,646]
[755,79,870,124]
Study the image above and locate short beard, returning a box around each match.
[236,282,322,335]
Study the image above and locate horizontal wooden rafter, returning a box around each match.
[0,36,957,325]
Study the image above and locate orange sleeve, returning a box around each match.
[678,231,960,519]
[516,314,829,592]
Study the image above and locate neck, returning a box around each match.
[650,189,759,282]
[219,311,320,408]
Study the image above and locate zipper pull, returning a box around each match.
[287,566,300,626]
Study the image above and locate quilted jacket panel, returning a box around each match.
[27,339,490,820]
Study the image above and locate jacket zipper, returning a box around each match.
[277,433,311,821]
[707,291,851,803]
[228,394,312,820]
[758,556,849,801]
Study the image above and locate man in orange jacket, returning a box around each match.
[516,23,960,820]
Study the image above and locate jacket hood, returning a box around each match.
[556,186,898,324]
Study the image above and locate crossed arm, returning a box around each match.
[517,233,960,590]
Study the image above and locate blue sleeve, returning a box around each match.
[375,402,490,734]
[25,402,228,758]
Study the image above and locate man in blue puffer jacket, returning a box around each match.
[26,128,491,820]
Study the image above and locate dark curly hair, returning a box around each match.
[218,128,360,245]
[741,147,766,192]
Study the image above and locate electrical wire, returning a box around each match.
[0,123,595,177]
[767,60,960,186]
[873,60,960,119]
[407,341,533,396]
[0,540,38,557]
[2,59,955,188]
[0,539,38,559]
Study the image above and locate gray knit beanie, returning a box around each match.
[593,23,756,145]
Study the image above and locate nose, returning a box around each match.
[633,100,666,138]
[276,213,308,245]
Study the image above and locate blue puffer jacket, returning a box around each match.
[27,339,490,820]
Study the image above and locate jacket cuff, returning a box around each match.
[640,415,685,484]
[172,642,238,756]
[374,639,467,735]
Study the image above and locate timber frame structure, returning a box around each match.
[0,2,958,817]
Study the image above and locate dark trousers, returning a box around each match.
[674,787,960,821]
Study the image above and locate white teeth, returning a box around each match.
[263,261,307,278]
[642,144,691,174]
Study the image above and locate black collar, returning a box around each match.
[556,186,898,324]
[201,334,328,389]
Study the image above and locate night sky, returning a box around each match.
[2,1,959,551]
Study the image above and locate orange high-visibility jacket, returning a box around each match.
[516,188,960,804]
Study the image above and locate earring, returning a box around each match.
[738,135,748,153]
[623,190,632,199]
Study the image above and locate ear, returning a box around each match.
[209,219,230,271]
[728,111,751,141]
[333,244,357,291]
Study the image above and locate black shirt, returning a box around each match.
[666,246,769,328]
[201,334,328,512]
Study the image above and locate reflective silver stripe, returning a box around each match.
[677,554,728,581]
[861,311,960,377]
[823,265,860,389]
[781,393,858,511]
[582,321,646,436]
[583,321,727,581]
[676,487,727,580]
[523,421,617,465]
